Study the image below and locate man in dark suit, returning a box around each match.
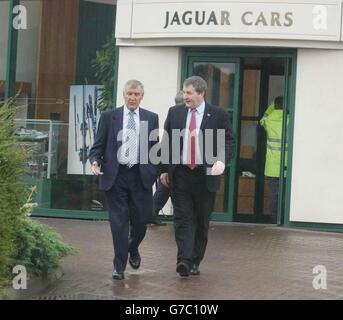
[160,76,234,277]
[89,80,159,280]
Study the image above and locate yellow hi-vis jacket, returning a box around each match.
[260,105,287,178]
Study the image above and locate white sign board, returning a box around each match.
[116,0,342,42]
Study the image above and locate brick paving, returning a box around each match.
[29,218,343,300]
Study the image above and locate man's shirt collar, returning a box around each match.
[189,100,205,114]
[124,105,140,115]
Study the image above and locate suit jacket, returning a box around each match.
[160,102,234,193]
[89,106,159,191]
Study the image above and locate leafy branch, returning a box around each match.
[92,33,116,110]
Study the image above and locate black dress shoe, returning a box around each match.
[129,251,141,269]
[152,219,166,226]
[189,265,200,276]
[112,271,125,280]
[176,262,189,277]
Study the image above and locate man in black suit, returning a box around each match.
[160,76,234,277]
[89,80,159,280]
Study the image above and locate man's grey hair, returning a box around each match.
[174,90,184,104]
[124,79,144,92]
[183,76,207,95]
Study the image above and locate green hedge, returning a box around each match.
[0,101,27,290]
[12,218,76,278]
[0,101,76,295]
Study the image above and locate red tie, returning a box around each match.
[187,109,197,170]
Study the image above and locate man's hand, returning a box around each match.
[160,173,169,187]
[91,161,104,176]
[211,161,225,176]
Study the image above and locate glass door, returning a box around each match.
[277,57,294,225]
[184,55,241,221]
[182,49,296,224]
[235,57,289,223]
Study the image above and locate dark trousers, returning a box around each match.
[171,166,216,268]
[152,180,171,219]
[268,177,280,223]
[105,165,152,273]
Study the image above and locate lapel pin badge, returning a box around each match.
[207,113,211,117]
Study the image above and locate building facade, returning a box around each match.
[2,0,343,232]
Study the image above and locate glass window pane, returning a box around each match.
[191,61,237,214]
[15,0,41,119]
[268,75,284,106]
[213,172,228,212]
[237,120,258,216]
[14,0,116,214]
[241,69,260,117]
[237,176,255,215]
[0,1,10,87]
[193,62,235,109]
[240,120,257,161]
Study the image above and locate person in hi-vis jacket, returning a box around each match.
[260,96,286,224]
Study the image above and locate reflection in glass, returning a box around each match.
[237,121,257,216]
[237,176,255,215]
[192,62,236,213]
[241,70,260,117]
[240,120,257,161]
[213,173,227,212]
[12,0,116,213]
[263,177,271,215]
[193,62,235,109]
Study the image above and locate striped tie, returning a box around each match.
[125,111,137,168]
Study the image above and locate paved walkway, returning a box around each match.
[29,218,343,300]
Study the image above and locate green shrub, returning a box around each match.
[12,218,77,279]
[0,101,27,290]
[0,100,77,296]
